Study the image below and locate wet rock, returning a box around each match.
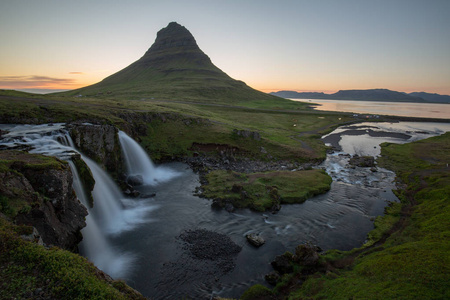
[127,174,144,186]
[69,124,123,177]
[349,155,375,168]
[140,193,156,198]
[224,203,235,212]
[265,271,281,285]
[246,233,265,247]
[271,202,281,213]
[271,252,294,274]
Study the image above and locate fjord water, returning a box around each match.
[294,99,450,119]
[1,122,449,299]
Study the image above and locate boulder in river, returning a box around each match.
[246,233,265,247]
[127,174,144,186]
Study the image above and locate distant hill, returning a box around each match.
[409,92,450,104]
[270,90,328,99]
[271,89,450,104]
[63,22,281,104]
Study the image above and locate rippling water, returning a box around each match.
[2,122,448,299]
[115,163,396,299]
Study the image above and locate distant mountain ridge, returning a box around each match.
[271,89,450,104]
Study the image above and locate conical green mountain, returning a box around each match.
[68,22,279,103]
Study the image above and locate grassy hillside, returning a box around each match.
[0,89,354,163]
[59,22,284,105]
[246,132,450,299]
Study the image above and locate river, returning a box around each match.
[1,120,449,299]
[291,98,450,119]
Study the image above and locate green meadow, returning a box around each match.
[250,132,450,300]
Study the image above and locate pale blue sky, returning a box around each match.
[1,0,449,94]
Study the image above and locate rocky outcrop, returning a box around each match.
[69,124,122,177]
[267,243,322,286]
[0,151,87,251]
[349,155,376,168]
[232,129,261,141]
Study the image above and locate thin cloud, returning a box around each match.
[0,75,77,88]
[69,72,84,75]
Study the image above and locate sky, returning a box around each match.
[1,0,449,95]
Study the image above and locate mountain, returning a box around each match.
[331,89,424,102]
[270,90,328,99]
[65,22,279,104]
[271,89,450,104]
[409,92,450,104]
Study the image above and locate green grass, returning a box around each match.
[0,219,144,300]
[202,169,332,211]
[255,132,450,300]
[1,89,352,163]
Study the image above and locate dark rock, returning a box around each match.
[293,243,320,266]
[69,124,123,177]
[265,271,281,285]
[232,129,261,141]
[271,202,281,213]
[140,193,156,198]
[246,233,265,247]
[127,174,144,186]
[0,152,88,251]
[271,252,294,274]
[224,203,235,212]
[349,155,375,168]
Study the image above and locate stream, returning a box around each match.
[0,121,449,299]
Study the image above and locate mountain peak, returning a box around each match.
[67,22,279,104]
[144,22,199,56]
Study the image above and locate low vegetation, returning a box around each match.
[202,169,332,211]
[0,219,144,300]
[244,132,450,299]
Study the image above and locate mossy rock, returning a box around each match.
[240,284,273,300]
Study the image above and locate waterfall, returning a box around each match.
[118,131,180,185]
[69,161,133,278]
[0,124,161,279]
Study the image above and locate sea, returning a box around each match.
[291,99,450,119]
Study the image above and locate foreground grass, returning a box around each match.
[0,219,144,300]
[202,169,332,211]
[258,132,450,299]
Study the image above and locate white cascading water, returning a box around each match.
[69,160,133,278]
[118,131,180,185]
[0,124,162,279]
